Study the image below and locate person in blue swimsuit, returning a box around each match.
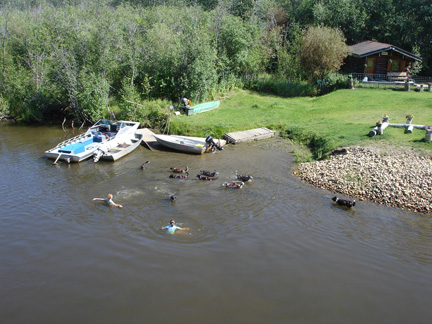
[93,193,123,208]
[162,219,189,234]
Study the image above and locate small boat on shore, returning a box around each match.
[184,100,220,116]
[153,134,220,155]
[45,120,141,163]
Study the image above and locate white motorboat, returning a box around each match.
[93,131,143,162]
[153,134,223,155]
[153,134,208,154]
[45,120,141,163]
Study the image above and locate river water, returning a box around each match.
[1,123,431,324]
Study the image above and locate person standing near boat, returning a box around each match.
[93,193,123,208]
[162,219,189,234]
[181,97,191,107]
[180,97,191,113]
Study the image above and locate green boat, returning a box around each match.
[185,100,220,116]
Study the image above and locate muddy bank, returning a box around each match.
[293,146,432,214]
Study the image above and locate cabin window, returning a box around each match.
[390,60,400,71]
[367,59,374,67]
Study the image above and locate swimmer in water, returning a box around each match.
[161,219,189,234]
[93,193,123,208]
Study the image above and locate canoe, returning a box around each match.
[45,120,140,163]
[96,132,143,162]
[153,134,209,154]
[185,101,220,116]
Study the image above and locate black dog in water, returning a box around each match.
[332,196,356,208]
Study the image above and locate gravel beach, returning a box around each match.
[293,146,432,214]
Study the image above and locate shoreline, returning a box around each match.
[293,145,432,214]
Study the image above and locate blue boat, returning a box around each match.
[45,120,140,163]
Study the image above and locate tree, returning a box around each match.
[298,25,349,81]
[311,0,367,44]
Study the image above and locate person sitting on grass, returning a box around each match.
[93,193,123,208]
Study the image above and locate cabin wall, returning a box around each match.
[343,50,417,75]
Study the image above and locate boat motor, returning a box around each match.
[205,136,223,151]
[93,149,103,162]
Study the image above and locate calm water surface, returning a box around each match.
[1,123,431,324]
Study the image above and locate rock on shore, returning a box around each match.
[293,146,432,214]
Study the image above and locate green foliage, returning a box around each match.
[319,73,352,94]
[311,0,367,43]
[0,96,10,116]
[299,25,350,82]
[78,72,110,122]
[0,0,432,124]
[218,15,254,76]
[142,99,171,131]
[118,78,145,121]
[246,75,317,97]
[281,125,335,159]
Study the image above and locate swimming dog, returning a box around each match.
[332,196,356,208]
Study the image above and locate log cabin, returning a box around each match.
[343,41,422,81]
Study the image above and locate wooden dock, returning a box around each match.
[223,127,276,144]
[136,128,158,151]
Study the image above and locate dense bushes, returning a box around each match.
[0,3,274,125]
[246,76,317,97]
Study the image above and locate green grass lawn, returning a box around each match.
[169,88,432,156]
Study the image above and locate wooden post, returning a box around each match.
[425,129,432,141]
[379,121,389,134]
[406,117,414,133]
[369,120,389,137]
[405,80,410,91]
[406,124,414,133]
[348,76,354,89]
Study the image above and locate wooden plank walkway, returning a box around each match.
[136,128,157,151]
[223,127,276,144]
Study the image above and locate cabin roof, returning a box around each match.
[350,41,422,61]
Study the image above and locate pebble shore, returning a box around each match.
[293,146,432,214]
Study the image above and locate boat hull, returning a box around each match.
[153,134,208,154]
[45,133,101,162]
[185,101,220,116]
[101,133,143,161]
[45,120,141,163]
